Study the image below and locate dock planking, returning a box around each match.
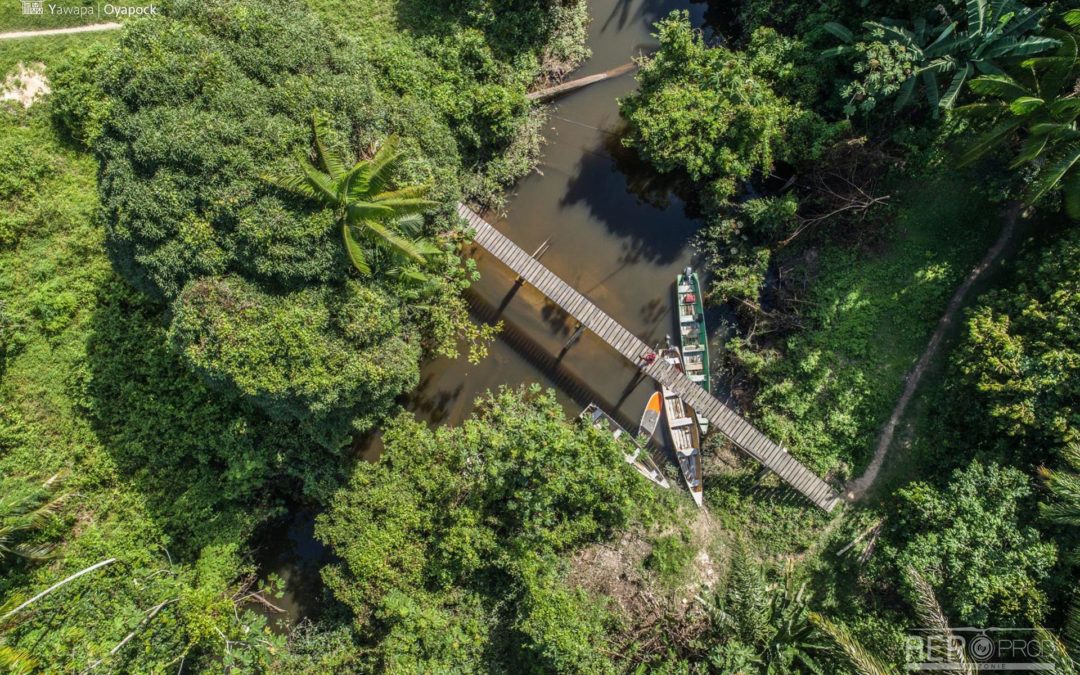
[458,203,841,512]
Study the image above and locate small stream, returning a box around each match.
[255,0,719,629]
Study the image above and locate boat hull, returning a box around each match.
[659,348,705,507]
[676,271,711,435]
[637,392,662,442]
[581,404,670,489]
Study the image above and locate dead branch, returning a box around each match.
[82,598,178,673]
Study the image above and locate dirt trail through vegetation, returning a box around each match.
[844,204,1020,501]
[0,22,121,41]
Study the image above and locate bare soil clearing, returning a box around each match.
[2,61,48,108]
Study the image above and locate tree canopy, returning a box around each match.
[620,12,832,201]
[951,229,1080,457]
[93,0,472,442]
[316,387,652,672]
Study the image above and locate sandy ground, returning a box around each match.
[2,62,50,108]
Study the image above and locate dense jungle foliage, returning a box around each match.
[619,0,1080,669]
[1,0,1080,671]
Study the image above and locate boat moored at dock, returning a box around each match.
[581,404,670,489]
[676,268,710,435]
[659,347,704,507]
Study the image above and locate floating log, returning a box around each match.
[527,62,639,101]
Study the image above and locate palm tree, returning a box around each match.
[266,111,440,277]
[1040,443,1080,532]
[957,21,1080,215]
[1040,442,1080,662]
[826,0,1058,114]
[811,566,975,675]
[0,474,67,568]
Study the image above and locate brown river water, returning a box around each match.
[255,0,720,627]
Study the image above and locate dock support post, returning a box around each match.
[516,239,552,285]
[562,322,585,351]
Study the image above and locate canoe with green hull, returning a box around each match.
[676,268,710,435]
[676,269,710,392]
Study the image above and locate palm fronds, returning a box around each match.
[906,567,974,675]
[1040,444,1080,528]
[263,110,439,276]
[0,474,69,567]
[809,612,897,675]
[1034,626,1078,674]
[826,0,1058,115]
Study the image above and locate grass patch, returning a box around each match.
[0,92,282,671]
[743,173,1002,478]
[644,529,696,588]
[0,30,113,73]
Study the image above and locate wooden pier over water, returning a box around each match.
[459,203,841,512]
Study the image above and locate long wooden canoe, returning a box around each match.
[676,268,711,435]
[581,404,670,489]
[660,347,704,507]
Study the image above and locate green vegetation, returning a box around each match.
[4,0,1080,671]
[732,179,998,475]
[317,387,649,672]
[644,529,695,588]
[616,0,1080,670]
[0,1,149,32]
[0,107,284,671]
[0,0,597,670]
[825,0,1058,114]
[265,117,439,278]
[958,17,1080,213]
[621,13,836,201]
[949,228,1080,456]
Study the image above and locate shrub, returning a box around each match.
[48,41,112,149]
[620,13,831,200]
[317,387,649,668]
[950,229,1080,458]
[876,461,1056,627]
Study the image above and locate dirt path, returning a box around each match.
[843,204,1020,501]
[0,23,121,41]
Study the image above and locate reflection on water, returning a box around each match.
[251,510,330,630]
[261,0,717,628]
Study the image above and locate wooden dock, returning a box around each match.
[458,203,841,512]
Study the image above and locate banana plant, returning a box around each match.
[957,21,1080,215]
[825,0,1058,115]
[265,111,440,278]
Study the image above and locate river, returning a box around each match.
[254,0,717,628]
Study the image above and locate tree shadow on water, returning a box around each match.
[559,123,704,267]
[602,0,691,33]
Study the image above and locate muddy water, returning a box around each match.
[257,0,714,627]
[409,0,711,433]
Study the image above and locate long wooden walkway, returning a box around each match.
[459,204,841,512]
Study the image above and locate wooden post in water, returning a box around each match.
[563,322,585,351]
